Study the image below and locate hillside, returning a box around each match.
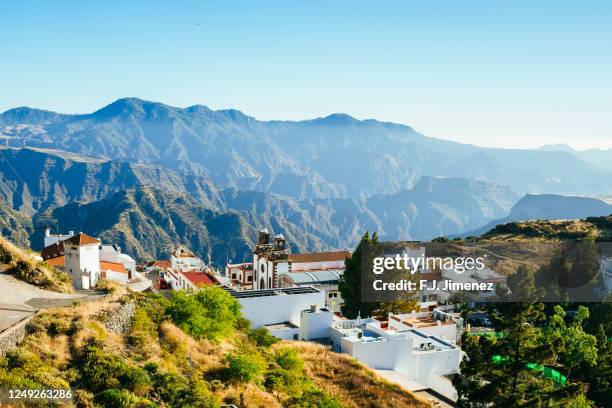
[0,235,72,293]
[0,287,429,408]
[0,147,223,215]
[32,187,260,265]
[461,193,612,237]
[2,98,612,197]
[0,203,31,248]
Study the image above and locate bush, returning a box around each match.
[166,287,242,341]
[78,342,151,395]
[94,389,155,408]
[264,367,304,395]
[288,388,343,408]
[247,327,279,347]
[148,365,218,408]
[225,347,267,384]
[274,347,304,371]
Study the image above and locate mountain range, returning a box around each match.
[1,98,611,264]
[0,148,520,261]
[2,97,612,198]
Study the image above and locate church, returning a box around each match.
[249,229,350,312]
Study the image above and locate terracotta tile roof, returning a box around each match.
[182,271,217,287]
[288,251,351,263]
[62,233,101,246]
[45,255,65,268]
[100,261,128,274]
[151,259,171,269]
[42,242,64,260]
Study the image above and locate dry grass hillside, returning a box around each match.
[0,288,429,408]
[0,235,73,293]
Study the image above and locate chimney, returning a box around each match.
[68,231,74,236]
[310,304,317,313]
[44,226,51,238]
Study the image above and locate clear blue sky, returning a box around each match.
[1,1,610,149]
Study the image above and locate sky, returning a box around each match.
[1,0,611,150]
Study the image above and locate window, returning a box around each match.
[247,276,252,282]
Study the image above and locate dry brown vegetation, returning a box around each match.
[0,291,431,408]
[0,235,73,292]
[291,342,430,408]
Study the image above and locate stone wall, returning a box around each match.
[0,314,34,357]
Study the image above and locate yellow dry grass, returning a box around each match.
[287,342,430,408]
[0,235,73,293]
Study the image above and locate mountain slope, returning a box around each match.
[0,147,224,215]
[32,187,258,265]
[2,98,611,197]
[0,202,32,248]
[367,176,518,239]
[3,148,520,254]
[462,194,612,237]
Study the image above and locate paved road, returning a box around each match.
[0,273,86,334]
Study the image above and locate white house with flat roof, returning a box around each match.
[225,286,326,329]
[329,316,462,401]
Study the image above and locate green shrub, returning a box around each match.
[225,347,267,384]
[274,347,304,371]
[78,342,151,395]
[94,388,155,408]
[247,327,279,347]
[166,287,242,341]
[264,367,304,395]
[148,365,218,408]
[288,388,343,408]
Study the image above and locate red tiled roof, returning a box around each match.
[151,259,171,269]
[182,271,216,287]
[46,255,65,268]
[288,251,351,263]
[62,233,100,246]
[100,261,127,274]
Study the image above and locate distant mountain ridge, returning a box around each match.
[539,143,612,172]
[2,97,612,197]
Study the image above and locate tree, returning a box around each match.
[165,286,242,341]
[546,305,598,381]
[454,266,563,406]
[339,231,380,318]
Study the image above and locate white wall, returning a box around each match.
[299,308,333,340]
[65,244,100,290]
[267,326,299,341]
[238,290,325,328]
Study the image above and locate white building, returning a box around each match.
[63,233,102,290]
[225,286,326,340]
[42,231,144,290]
[100,244,136,275]
[330,316,462,401]
[170,246,204,272]
[161,268,217,291]
[231,229,349,312]
[225,262,254,290]
[43,226,74,248]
